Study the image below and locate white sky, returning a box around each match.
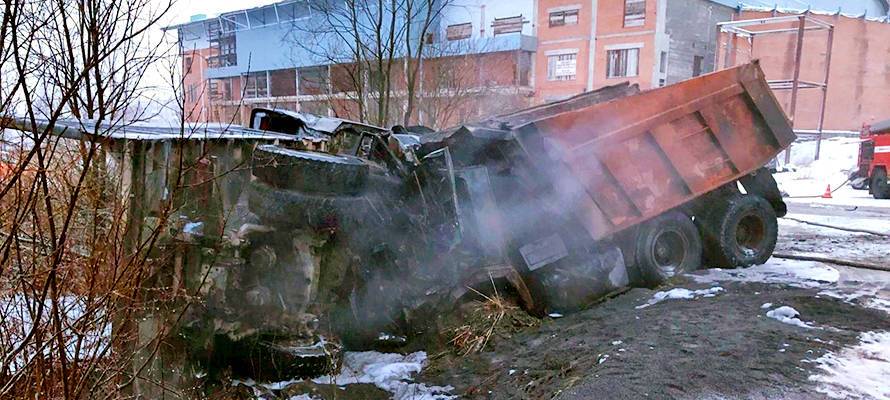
[162,0,278,27]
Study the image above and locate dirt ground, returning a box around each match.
[422,281,886,399]
[241,200,890,400]
[416,206,890,400]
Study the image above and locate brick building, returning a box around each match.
[167,0,538,128]
[535,0,738,102]
[167,0,890,130]
[717,6,890,131]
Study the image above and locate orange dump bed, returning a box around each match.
[516,62,796,240]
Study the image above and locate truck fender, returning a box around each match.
[739,168,787,217]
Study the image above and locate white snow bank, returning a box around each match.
[810,331,890,400]
[773,137,859,198]
[312,351,454,400]
[690,258,840,289]
[635,287,724,309]
[765,306,815,329]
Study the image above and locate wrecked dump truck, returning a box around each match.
[417,60,796,312]
[248,61,793,319]
[3,61,795,391]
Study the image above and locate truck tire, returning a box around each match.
[252,144,369,195]
[697,194,778,268]
[871,168,890,199]
[632,211,703,287]
[247,179,366,229]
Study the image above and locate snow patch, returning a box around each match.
[810,331,890,400]
[690,258,839,289]
[761,303,773,309]
[765,306,815,329]
[312,351,454,400]
[635,287,724,309]
[288,395,320,400]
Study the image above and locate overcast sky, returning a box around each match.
[163,0,276,27]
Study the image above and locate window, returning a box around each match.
[186,83,198,103]
[547,52,577,81]
[244,72,268,98]
[606,48,639,78]
[208,78,233,101]
[446,23,472,40]
[549,9,579,27]
[659,51,667,73]
[692,55,704,77]
[299,66,328,95]
[518,51,532,86]
[624,0,646,27]
[492,15,525,35]
[270,69,297,97]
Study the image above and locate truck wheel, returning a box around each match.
[252,145,369,195]
[698,194,777,268]
[871,168,890,199]
[247,179,366,229]
[633,211,702,287]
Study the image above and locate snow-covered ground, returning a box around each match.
[774,136,890,209]
[238,351,455,400]
[0,295,111,372]
[691,257,890,399]
[313,351,454,400]
[774,137,860,198]
[634,287,724,309]
[810,331,890,400]
[691,258,841,290]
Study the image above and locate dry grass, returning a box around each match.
[448,276,538,356]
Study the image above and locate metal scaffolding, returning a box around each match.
[716,15,835,161]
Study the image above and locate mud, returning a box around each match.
[421,280,887,399]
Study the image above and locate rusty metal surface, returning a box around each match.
[518,62,795,241]
[485,82,641,129]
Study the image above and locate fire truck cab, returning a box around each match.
[852,118,890,199]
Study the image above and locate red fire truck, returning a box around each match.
[852,118,890,199]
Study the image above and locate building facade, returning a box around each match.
[169,0,538,128]
[534,0,741,102]
[169,0,890,130]
[717,7,890,131]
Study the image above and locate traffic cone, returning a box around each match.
[821,184,832,199]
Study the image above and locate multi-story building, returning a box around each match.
[167,0,538,128]
[167,0,890,129]
[535,0,738,102]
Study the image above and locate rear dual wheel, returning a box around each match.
[632,211,702,287]
[697,194,778,268]
[631,193,779,286]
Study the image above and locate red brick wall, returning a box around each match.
[719,11,890,131]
